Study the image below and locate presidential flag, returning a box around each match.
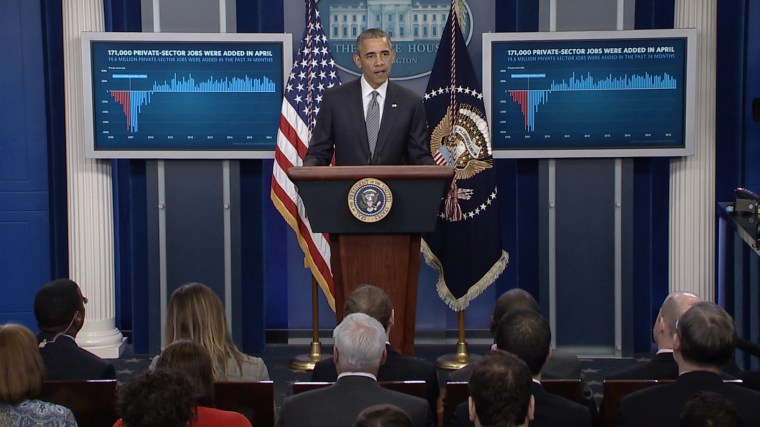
[271,0,341,310]
[422,1,508,311]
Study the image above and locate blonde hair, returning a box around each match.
[0,323,45,404]
[165,282,244,379]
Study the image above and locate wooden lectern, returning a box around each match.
[288,165,452,356]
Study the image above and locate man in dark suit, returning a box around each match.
[468,351,535,427]
[34,278,116,380]
[311,285,439,417]
[619,302,760,426]
[303,28,435,166]
[452,309,593,427]
[606,291,701,380]
[448,289,581,382]
[278,312,432,427]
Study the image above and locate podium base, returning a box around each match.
[436,342,482,370]
[289,342,323,371]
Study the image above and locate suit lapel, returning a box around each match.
[374,82,397,157]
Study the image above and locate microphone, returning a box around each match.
[38,311,79,349]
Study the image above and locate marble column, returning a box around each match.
[62,0,125,358]
[669,0,717,300]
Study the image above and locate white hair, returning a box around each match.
[333,312,386,372]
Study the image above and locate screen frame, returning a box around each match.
[80,31,292,159]
[483,28,697,159]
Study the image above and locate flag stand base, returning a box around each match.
[290,341,323,371]
[436,341,482,370]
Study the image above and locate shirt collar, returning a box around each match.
[360,76,388,100]
[337,372,378,381]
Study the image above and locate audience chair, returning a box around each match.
[443,382,469,427]
[292,380,428,400]
[214,381,275,427]
[601,380,663,427]
[540,378,584,403]
[38,380,118,427]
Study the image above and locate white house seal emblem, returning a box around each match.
[348,178,393,223]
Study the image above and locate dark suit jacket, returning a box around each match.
[606,351,679,380]
[618,371,760,426]
[450,381,593,427]
[448,350,581,382]
[303,79,435,166]
[311,344,439,416]
[37,332,116,381]
[277,375,433,427]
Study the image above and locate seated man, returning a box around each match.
[468,350,534,427]
[278,313,432,427]
[34,278,115,380]
[449,289,580,382]
[312,285,438,416]
[607,291,701,380]
[452,309,592,427]
[619,302,760,426]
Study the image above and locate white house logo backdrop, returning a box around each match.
[321,0,473,79]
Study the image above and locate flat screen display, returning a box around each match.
[483,29,696,158]
[81,32,292,159]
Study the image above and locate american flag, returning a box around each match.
[270,0,341,310]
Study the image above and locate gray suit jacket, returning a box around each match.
[277,375,433,427]
[303,79,435,166]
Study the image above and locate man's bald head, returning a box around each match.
[490,289,540,335]
[654,291,701,349]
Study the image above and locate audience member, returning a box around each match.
[619,302,760,426]
[312,284,439,416]
[467,350,534,427]
[152,339,251,426]
[449,288,580,382]
[278,313,432,427]
[0,323,77,426]
[34,278,116,380]
[452,309,592,427]
[354,404,414,427]
[607,291,701,380]
[114,369,196,427]
[680,391,743,427]
[158,282,269,381]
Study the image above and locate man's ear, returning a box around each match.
[380,347,388,366]
[353,53,362,69]
[468,396,477,423]
[333,346,340,364]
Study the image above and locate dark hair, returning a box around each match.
[494,308,551,376]
[34,278,82,330]
[155,339,215,406]
[679,391,743,427]
[344,285,392,331]
[469,350,533,427]
[677,302,736,368]
[117,369,197,427]
[355,28,391,53]
[491,289,540,335]
[353,404,414,427]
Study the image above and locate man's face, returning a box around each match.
[353,36,395,89]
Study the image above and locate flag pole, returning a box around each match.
[436,309,481,370]
[290,274,323,371]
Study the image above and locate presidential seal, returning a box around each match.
[348,178,393,223]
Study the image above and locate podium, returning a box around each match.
[288,165,453,355]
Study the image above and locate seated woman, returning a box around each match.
[155,339,252,426]
[0,323,77,426]
[156,282,269,382]
[354,404,414,427]
[114,369,196,427]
